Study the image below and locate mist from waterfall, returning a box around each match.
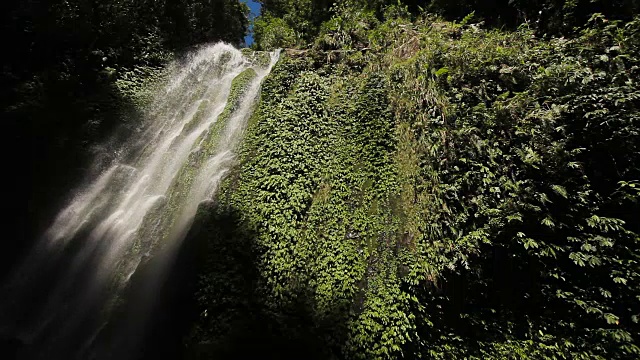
[0,43,280,359]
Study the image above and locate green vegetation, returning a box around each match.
[3,0,639,358]
[252,0,640,50]
[189,2,640,359]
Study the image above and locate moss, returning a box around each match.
[241,49,272,68]
[219,68,258,123]
[181,100,210,135]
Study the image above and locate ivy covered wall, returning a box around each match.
[188,11,640,359]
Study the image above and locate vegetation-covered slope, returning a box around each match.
[2,0,638,359]
[188,4,640,359]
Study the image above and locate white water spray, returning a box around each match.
[0,43,280,359]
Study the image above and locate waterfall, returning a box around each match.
[0,43,280,359]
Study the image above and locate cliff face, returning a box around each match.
[188,15,640,359]
[0,1,637,358]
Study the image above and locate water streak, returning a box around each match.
[0,43,279,359]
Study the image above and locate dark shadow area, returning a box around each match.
[1,74,141,282]
[46,199,348,360]
[0,4,142,286]
[0,87,143,357]
[155,202,347,360]
[0,196,347,359]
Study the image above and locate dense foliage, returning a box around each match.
[3,0,639,359]
[253,0,640,49]
[189,4,640,359]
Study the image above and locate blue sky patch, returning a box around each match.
[242,0,261,46]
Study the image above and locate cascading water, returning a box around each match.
[0,43,280,359]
